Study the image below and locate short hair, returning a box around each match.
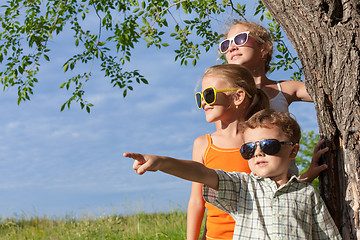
[242,109,301,143]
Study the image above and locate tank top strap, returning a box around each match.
[204,134,212,164]
[277,81,283,92]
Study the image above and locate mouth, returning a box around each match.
[255,161,268,167]
[230,53,242,61]
[203,106,213,112]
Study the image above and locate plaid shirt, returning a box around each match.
[203,170,342,240]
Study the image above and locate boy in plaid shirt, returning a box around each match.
[124,109,341,239]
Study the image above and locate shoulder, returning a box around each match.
[217,169,251,182]
[290,180,321,201]
[193,134,208,148]
[192,134,209,163]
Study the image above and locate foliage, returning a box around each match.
[254,1,303,81]
[296,130,320,189]
[0,0,302,112]
[0,210,200,239]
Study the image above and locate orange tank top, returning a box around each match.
[203,134,251,240]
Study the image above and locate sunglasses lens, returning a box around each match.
[234,33,248,46]
[195,92,202,108]
[240,142,256,160]
[220,40,230,53]
[203,88,215,105]
[260,139,281,155]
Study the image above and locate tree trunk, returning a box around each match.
[261,0,360,238]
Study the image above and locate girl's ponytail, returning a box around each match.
[245,88,269,120]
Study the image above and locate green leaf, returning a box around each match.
[63,64,69,72]
[59,82,66,89]
[60,103,66,111]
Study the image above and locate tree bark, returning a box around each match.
[261,0,360,239]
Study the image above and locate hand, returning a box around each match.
[299,138,328,183]
[123,152,161,175]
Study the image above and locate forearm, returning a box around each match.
[159,156,219,190]
[187,199,205,240]
[187,182,206,240]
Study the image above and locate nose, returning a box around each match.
[253,142,265,158]
[201,98,206,108]
[228,40,237,52]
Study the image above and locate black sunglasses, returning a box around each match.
[240,139,294,160]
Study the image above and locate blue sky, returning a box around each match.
[0,14,318,219]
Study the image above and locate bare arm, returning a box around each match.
[282,80,313,103]
[187,136,207,240]
[123,152,219,190]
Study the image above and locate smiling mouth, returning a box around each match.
[231,54,242,61]
[204,106,213,111]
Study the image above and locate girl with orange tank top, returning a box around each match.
[187,64,269,240]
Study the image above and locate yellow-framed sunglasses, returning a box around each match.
[195,87,252,109]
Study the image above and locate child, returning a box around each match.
[220,20,322,177]
[124,109,341,240]
[220,20,313,112]
[189,64,269,239]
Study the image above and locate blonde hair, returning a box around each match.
[203,64,269,120]
[225,20,273,73]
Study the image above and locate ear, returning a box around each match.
[261,42,270,59]
[289,143,300,159]
[233,89,247,107]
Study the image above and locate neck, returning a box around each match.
[216,119,242,134]
[214,108,247,131]
[271,175,290,188]
[250,68,271,89]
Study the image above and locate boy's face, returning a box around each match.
[243,125,299,185]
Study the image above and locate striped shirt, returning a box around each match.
[203,170,342,240]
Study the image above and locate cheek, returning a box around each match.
[225,52,232,62]
[248,160,255,171]
[215,93,231,105]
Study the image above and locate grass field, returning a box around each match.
[0,210,205,239]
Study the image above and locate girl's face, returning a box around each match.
[201,75,237,123]
[225,24,265,71]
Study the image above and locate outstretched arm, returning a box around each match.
[123,152,219,190]
[298,138,328,183]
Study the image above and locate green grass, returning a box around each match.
[0,210,200,239]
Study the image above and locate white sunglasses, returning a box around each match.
[219,31,265,54]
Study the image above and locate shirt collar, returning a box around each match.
[250,172,303,185]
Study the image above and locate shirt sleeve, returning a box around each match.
[203,169,249,216]
[311,190,342,239]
